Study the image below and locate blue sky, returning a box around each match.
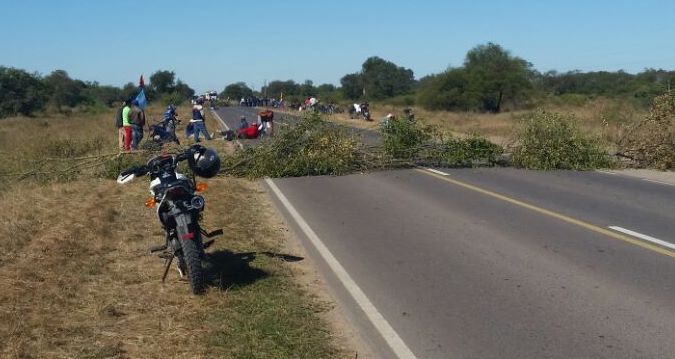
[1,0,674,93]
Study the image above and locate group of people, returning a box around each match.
[116,99,146,151]
[116,97,220,152]
[228,108,275,140]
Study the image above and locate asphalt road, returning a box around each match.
[265,167,675,359]
[209,107,675,358]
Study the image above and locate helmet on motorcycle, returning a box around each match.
[166,104,176,112]
[188,146,221,178]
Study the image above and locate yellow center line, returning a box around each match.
[415,168,675,259]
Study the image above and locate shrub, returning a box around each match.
[511,110,613,170]
[618,91,675,169]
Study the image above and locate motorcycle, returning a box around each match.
[361,105,372,121]
[117,144,222,294]
[348,103,371,121]
[142,116,181,151]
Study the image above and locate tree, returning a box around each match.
[361,57,415,100]
[264,80,301,101]
[340,73,363,100]
[463,43,534,112]
[221,82,253,101]
[121,82,139,102]
[81,82,123,106]
[416,69,478,111]
[0,66,46,117]
[149,70,176,95]
[299,80,315,96]
[43,70,85,111]
[173,80,195,100]
[316,83,341,103]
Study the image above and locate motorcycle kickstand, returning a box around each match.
[161,255,174,283]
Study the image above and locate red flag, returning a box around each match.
[139,74,145,88]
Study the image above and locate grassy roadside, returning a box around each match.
[277,97,645,147]
[0,108,348,358]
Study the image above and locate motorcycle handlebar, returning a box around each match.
[118,144,205,177]
[120,165,148,177]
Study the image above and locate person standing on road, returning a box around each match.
[121,99,133,151]
[258,108,274,137]
[190,98,212,142]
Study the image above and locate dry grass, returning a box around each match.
[0,109,347,358]
[307,98,647,148]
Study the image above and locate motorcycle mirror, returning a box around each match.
[117,173,135,184]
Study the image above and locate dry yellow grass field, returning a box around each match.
[285,98,644,150]
[0,107,349,358]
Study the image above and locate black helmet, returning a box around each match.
[188,146,220,178]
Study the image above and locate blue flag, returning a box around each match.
[135,88,147,109]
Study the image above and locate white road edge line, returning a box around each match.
[642,178,675,187]
[596,170,617,175]
[424,168,450,176]
[608,226,675,250]
[210,109,244,149]
[264,178,417,359]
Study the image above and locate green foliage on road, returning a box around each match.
[223,112,367,178]
[380,116,504,167]
[222,112,504,179]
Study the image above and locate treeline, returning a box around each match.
[0,68,194,118]
[222,42,675,113]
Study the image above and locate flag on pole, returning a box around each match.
[133,74,147,109]
[135,88,147,109]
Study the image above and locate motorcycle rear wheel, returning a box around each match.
[176,214,205,294]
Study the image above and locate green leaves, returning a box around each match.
[380,116,503,167]
[511,111,613,170]
[341,57,415,101]
[0,66,47,117]
[417,43,534,112]
[223,112,366,178]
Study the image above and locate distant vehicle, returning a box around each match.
[204,91,218,101]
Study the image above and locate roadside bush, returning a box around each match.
[511,110,613,170]
[618,91,675,169]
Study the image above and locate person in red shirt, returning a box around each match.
[237,122,259,139]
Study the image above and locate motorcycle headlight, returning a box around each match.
[190,195,205,210]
